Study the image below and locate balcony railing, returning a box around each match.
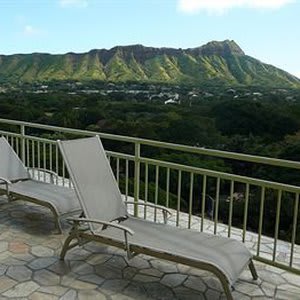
[0,117,299,275]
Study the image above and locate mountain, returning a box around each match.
[0,40,299,88]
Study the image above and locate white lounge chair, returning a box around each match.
[58,136,258,300]
[0,137,81,233]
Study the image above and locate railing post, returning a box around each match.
[134,142,141,217]
[20,124,26,163]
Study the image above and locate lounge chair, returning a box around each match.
[58,136,258,300]
[0,137,81,233]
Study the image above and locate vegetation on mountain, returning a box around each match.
[1,40,299,88]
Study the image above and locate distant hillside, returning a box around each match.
[0,40,299,88]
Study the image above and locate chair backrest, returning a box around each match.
[58,136,127,232]
[0,137,30,182]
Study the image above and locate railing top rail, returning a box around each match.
[1,117,300,170]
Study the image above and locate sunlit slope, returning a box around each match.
[0,40,299,87]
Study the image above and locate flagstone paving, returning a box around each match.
[1,196,300,299]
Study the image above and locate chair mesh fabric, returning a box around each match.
[10,180,80,215]
[58,136,127,231]
[96,217,251,285]
[0,137,30,181]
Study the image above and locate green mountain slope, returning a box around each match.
[0,40,299,87]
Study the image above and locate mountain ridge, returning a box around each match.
[0,40,299,88]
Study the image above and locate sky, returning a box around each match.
[0,0,299,78]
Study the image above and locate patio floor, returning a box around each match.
[1,196,300,300]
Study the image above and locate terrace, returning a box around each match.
[0,118,300,299]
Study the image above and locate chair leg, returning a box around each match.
[249,259,258,280]
[48,206,63,234]
[221,280,234,300]
[54,217,63,234]
[60,233,77,260]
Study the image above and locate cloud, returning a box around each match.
[59,0,88,8]
[23,25,42,36]
[177,0,295,14]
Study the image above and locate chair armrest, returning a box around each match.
[124,201,172,215]
[124,201,172,224]
[28,167,59,184]
[0,177,12,185]
[0,177,12,196]
[68,217,134,236]
[68,217,134,259]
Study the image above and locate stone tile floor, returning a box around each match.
[1,196,300,299]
